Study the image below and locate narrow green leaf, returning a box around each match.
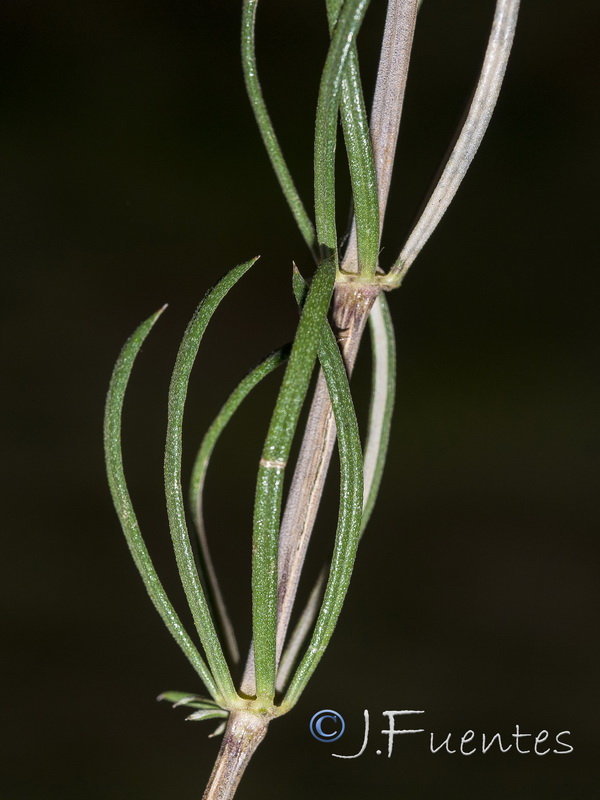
[103,308,218,699]
[361,293,396,533]
[241,0,318,259]
[208,721,227,738]
[253,257,336,703]
[186,709,230,722]
[165,257,260,704]
[188,346,290,667]
[157,691,224,710]
[325,0,379,277]
[291,264,309,309]
[314,0,372,264]
[282,280,364,708]
[286,274,392,693]
[354,0,417,267]
[276,567,326,693]
[293,271,394,534]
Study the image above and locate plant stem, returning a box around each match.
[203,0,521,794]
[236,0,416,704]
[201,711,270,800]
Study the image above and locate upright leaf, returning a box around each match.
[314,0,372,264]
[325,0,379,277]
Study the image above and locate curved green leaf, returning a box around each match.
[242,0,318,259]
[103,307,218,699]
[165,257,260,705]
[389,0,520,282]
[188,346,290,667]
[361,293,396,533]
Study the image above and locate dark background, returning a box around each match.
[1,1,598,798]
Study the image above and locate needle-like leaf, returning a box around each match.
[157,691,224,710]
[189,346,290,667]
[252,257,336,703]
[165,257,260,705]
[389,0,520,283]
[314,0,372,265]
[241,0,318,259]
[186,709,230,723]
[361,293,396,533]
[279,274,392,691]
[343,0,419,271]
[324,0,379,277]
[104,307,218,699]
[275,567,326,694]
[281,274,364,709]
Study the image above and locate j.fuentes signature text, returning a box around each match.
[309,710,573,758]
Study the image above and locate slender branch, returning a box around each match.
[389,0,521,283]
[370,0,418,230]
[202,711,270,800]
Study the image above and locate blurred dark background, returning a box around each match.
[1,0,598,798]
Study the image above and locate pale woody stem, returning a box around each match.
[202,711,270,800]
